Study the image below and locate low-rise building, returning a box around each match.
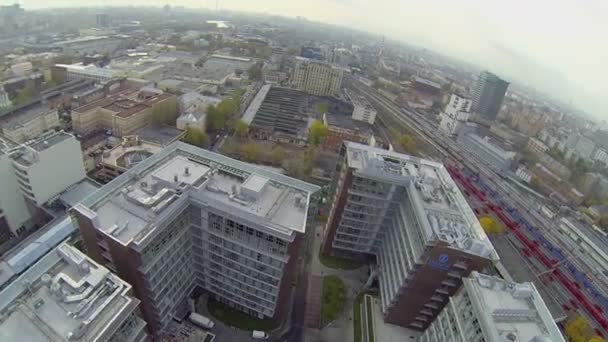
[568,134,596,159]
[347,90,377,124]
[72,88,176,137]
[176,111,205,131]
[411,76,441,96]
[244,86,311,146]
[418,271,564,342]
[0,103,60,143]
[515,165,532,183]
[0,242,148,341]
[457,126,516,171]
[52,35,127,56]
[593,148,608,166]
[526,137,549,155]
[53,63,122,83]
[0,88,12,110]
[322,113,378,152]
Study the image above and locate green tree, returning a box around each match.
[183,127,208,147]
[217,98,239,117]
[240,142,262,161]
[599,215,608,230]
[316,102,329,114]
[271,146,287,165]
[151,98,179,125]
[13,85,36,106]
[234,120,249,138]
[309,120,328,146]
[283,147,317,179]
[398,134,417,155]
[247,62,263,81]
[530,176,542,191]
[206,104,226,131]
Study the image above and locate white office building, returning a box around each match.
[347,90,377,124]
[11,131,86,205]
[324,143,498,330]
[0,131,86,238]
[418,271,564,342]
[0,242,148,342]
[71,142,320,335]
[439,94,472,137]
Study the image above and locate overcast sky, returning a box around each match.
[17,0,608,119]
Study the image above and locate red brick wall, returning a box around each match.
[384,243,491,330]
[322,168,353,255]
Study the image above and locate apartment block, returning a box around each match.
[0,242,147,342]
[323,142,498,331]
[418,271,564,342]
[71,142,319,335]
[71,88,175,138]
[347,90,377,124]
[0,131,86,240]
[439,94,472,137]
[292,57,343,96]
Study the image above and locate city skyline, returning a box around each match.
[15,0,608,120]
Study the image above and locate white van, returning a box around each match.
[188,312,215,329]
[252,330,269,339]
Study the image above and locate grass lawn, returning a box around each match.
[230,88,246,97]
[319,250,364,270]
[321,275,346,325]
[207,298,277,331]
[353,292,365,342]
[365,295,375,342]
[353,291,378,342]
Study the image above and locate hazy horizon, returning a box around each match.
[11,0,608,120]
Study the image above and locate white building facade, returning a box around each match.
[0,131,86,238]
[347,90,377,124]
[439,94,472,137]
[323,143,498,330]
[418,271,564,342]
[72,143,320,335]
[0,242,148,342]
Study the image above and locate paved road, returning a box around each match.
[275,220,318,342]
[305,275,323,328]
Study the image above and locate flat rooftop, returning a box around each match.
[344,142,497,260]
[76,142,320,246]
[0,243,138,342]
[248,87,312,138]
[0,101,55,130]
[324,113,375,135]
[12,131,76,166]
[464,271,564,341]
[133,124,184,146]
[73,89,172,118]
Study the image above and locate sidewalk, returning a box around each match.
[305,224,368,342]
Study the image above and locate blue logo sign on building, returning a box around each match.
[429,254,450,271]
